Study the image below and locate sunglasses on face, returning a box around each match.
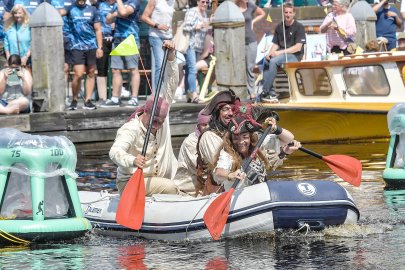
[200,1,208,4]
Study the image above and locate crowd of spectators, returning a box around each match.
[1,0,405,114]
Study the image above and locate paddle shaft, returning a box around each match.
[229,125,272,189]
[296,145,362,187]
[298,147,323,160]
[141,48,169,155]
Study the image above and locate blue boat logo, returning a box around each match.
[297,183,317,196]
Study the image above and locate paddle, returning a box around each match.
[298,146,362,187]
[203,125,272,240]
[116,48,169,230]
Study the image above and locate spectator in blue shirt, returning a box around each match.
[373,0,402,51]
[100,0,140,108]
[95,0,116,103]
[51,0,74,99]
[60,0,104,110]
[4,0,43,20]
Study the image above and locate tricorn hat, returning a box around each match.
[228,116,261,135]
[201,89,239,116]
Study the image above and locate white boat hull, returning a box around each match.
[79,180,359,241]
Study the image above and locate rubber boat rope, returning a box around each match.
[295,222,310,236]
[0,228,30,245]
[185,193,218,240]
[80,190,119,205]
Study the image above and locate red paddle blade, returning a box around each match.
[203,188,235,240]
[116,169,146,230]
[322,154,362,187]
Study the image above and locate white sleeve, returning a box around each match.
[215,149,233,171]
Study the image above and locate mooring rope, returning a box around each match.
[295,222,310,236]
[185,193,218,240]
[0,228,30,245]
[80,190,119,205]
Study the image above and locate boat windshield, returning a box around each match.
[343,65,390,96]
[295,68,332,96]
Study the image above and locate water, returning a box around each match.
[1,139,405,269]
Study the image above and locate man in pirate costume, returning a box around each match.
[109,41,180,196]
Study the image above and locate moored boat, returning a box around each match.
[79,180,359,241]
[262,53,405,142]
[0,129,91,244]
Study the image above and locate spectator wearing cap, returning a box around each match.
[213,114,301,192]
[174,110,211,196]
[109,40,180,196]
[373,0,402,51]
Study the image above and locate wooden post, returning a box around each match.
[350,1,377,49]
[211,1,247,99]
[29,3,65,112]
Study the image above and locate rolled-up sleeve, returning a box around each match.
[109,122,138,169]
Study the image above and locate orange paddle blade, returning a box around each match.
[322,154,362,187]
[203,188,235,240]
[116,169,146,230]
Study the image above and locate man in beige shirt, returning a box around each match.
[174,110,211,196]
[109,40,179,196]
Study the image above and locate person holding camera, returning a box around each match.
[320,0,356,55]
[373,0,402,51]
[0,54,32,114]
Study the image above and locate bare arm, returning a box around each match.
[373,0,386,13]
[106,11,117,24]
[3,11,11,21]
[19,69,33,96]
[282,42,303,55]
[214,167,245,184]
[94,22,104,58]
[116,0,134,17]
[59,8,67,16]
[0,70,7,95]
[252,7,265,27]
[140,0,156,26]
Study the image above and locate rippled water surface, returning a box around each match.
[1,139,405,270]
